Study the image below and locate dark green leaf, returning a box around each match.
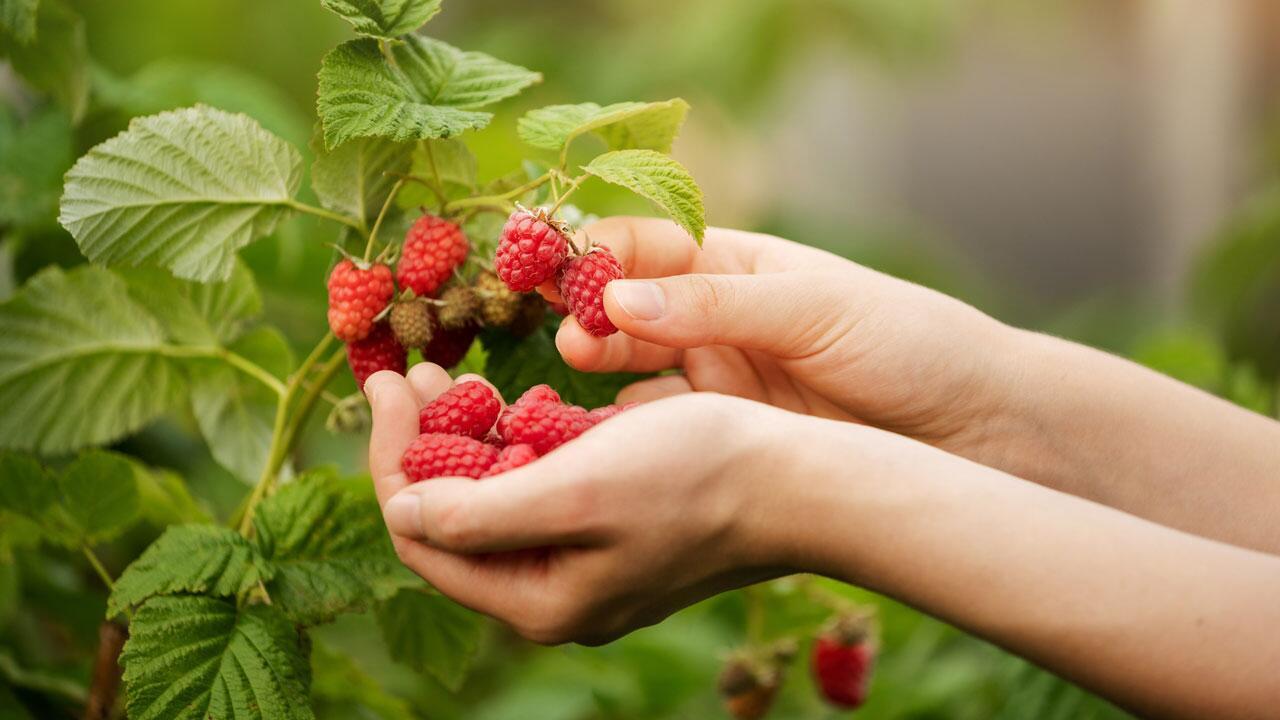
[376,589,486,691]
[56,450,139,544]
[481,325,641,408]
[109,525,271,617]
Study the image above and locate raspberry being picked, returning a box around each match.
[397,215,469,297]
[557,246,624,337]
[811,615,876,709]
[419,381,502,439]
[402,433,500,482]
[495,208,570,292]
[346,322,406,392]
[327,259,394,343]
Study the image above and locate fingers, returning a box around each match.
[389,538,545,622]
[554,316,682,373]
[575,216,704,279]
[406,362,453,404]
[617,375,693,404]
[365,371,422,507]
[382,463,604,553]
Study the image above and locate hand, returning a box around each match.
[541,217,1015,460]
[364,366,789,645]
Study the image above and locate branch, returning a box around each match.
[83,621,127,720]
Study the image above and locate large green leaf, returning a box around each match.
[517,99,689,155]
[0,451,57,529]
[252,472,413,624]
[320,0,441,39]
[56,450,139,544]
[120,596,313,720]
[122,261,262,346]
[0,0,87,121]
[317,36,540,148]
[376,590,486,691]
[582,149,705,244]
[0,0,38,44]
[310,134,411,225]
[109,525,272,617]
[0,107,72,229]
[190,326,292,483]
[58,105,303,282]
[0,266,186,454]
[134,467,210,527]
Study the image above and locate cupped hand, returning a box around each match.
[364,366,791,645]
[542,217,1014,458]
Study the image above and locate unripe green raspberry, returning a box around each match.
[389,297,434,350]
[475,271,522,327]
[437,285,479,330]
[509,293,549,337]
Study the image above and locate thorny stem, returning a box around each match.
[364,177,407,262]
[286,199,366,235]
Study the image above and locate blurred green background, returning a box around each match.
[3,0,1278,718]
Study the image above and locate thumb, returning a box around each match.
[603,272,840,355]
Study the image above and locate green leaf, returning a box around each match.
[0,0,38,44]
[121,596,313,720]
[0,106,72,229]
[450,336,488,378]
[310,642,414,720]
[134,467,211,526]
[317,36,540,149]
[58,105,302,282]
[56,450,140,544]
[320,0,442,39]
[398,138,478,208]
[0,266,186,454]
[517,99,689,156]
[190,326,292,483]
[0,0,88,122]
[582,149,705,244]
[122,260,262,346]
[481,326,641,408]
[376,590,486,691]
[0,451,57,528]
[109,525,272,617]
[252,472,413,624]
[310,134,411,225]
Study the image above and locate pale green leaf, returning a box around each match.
[0,107,72,229]
[57,450,139,543]
[122,260,262,346]
[109,525,272,617]
[320,0,441,39]
[252,472,413,624]
[191,326,292,483]
[134,467,211,526]
[0,0,38,44]
[582,149,705,243]
[121,596,313,720]
[398,138,477,208]
[0,266,186,454]
[317,36,540,148]
[517,99,689,155]
[376,590,486,691]
[0,0,87,121]
[310,642,414,720]
[310,134,411,225]
[58,105,303,282]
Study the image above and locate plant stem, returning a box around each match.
[82,546,115,591]
[286,199,366,235]
[548,174,588,216]
[745,585,766,644]
[219,350,287,396]
[277,350,346,456]
[397,172,450,210]
[378,39,399,71]
[443,172,552,214]
[423,141,446,213]
[364,177,407,262]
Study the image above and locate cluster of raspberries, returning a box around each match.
[494,208,625,337]
[401,381,635,481]
[327,215,548,389]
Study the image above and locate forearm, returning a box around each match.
[755,419,1280,719]
[980,328,1280,554]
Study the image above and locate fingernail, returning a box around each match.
[384,493,423,536]
[363,374,387,403]
[610,281,665,320]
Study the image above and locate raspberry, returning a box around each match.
[498,401,594,455]
[418,380,501,439]
[402,433,499,482]
[482,443,538,477]
[557,246,624,337]
[388,297,434,349]
[811,616,875,709]
[509,293,549,337]
[587,402,637,423]
[496,384,561,437]
[437,286,479,330]
[422,324,478,369]
[327,259,394,343]
[475,270,522,327]
[346,322,406,391]
[718,659,780,720]
[494,209,569,292]
[397,215,469,297]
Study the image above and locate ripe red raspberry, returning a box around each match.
[327,259,394,343]
[557,246,624,337]
[402,433,500,482]
[397,215,469,297]
[418,381,501,439]
[482,443,538,477]
[811,617,875,709]
[496,384,561,437]
[422,324,478,369]
[346,323,406,392]
[587,402,637,423]
[495,209,569,292]
[499,401,594,455]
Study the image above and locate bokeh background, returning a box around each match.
[3,0,1277,718]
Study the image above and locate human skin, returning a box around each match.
[365,217,1280,718]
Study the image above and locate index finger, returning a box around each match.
[575,216,702,279]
